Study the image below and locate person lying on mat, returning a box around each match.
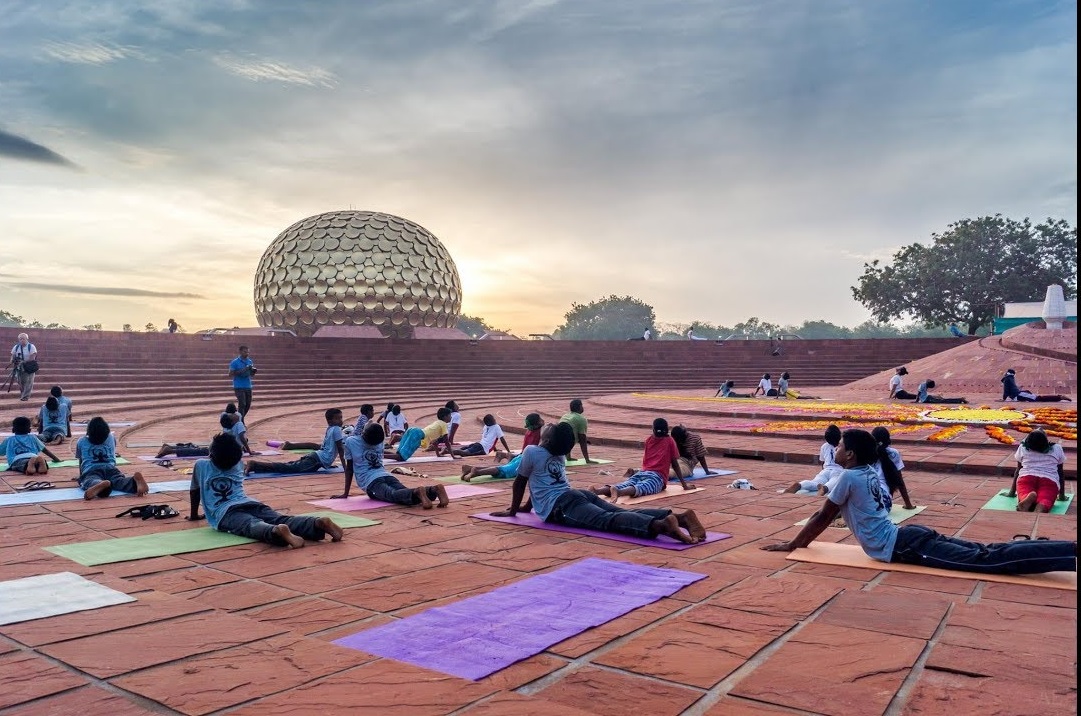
[915,379,968,404]
[592,418,694,500]
[1008,430,1067,513]
[1,416,60,476]
[189,433,343,549]
[714,380,751,398]
[452,413,511,458]
[465,414,545,481]
[220,412,254,456]
[1001,369,1072,402]
[245,408,346,476]
[670,425,719,477]
[559,399,597,464]
[392,407,452,462]
[491,422,706,544]
[332,422,449,508]
[782,424,842,494]
[426,400,461,454]
[76,417,149,500]
[762,429,1077,575]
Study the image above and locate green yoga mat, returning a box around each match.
[981,490,1074,514]
[45,512,379,566]
[0,457,130,471]
[566,458,614,467]
[796,504,927,527]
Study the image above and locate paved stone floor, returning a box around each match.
[0,391,1075,715]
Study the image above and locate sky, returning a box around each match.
[0,0,1076,336]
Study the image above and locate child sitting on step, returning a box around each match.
[189,433,343,548]
[333,423,449,508]
[75,417,149,500]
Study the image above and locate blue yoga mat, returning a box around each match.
[333,557,705,679]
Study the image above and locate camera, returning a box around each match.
[249,366,258,375]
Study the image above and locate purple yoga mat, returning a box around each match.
[471,511,730,550]
[308,484,502,511]
[333,557,705,680]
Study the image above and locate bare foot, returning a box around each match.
[315,516,344,542]
[655,514,694,544]
[84,480,111,500]
[817,485,829,496]
[460,465,474,482]
[622,468,636,478]
[677,510,706,543]
[590,485,613,497]
[782,483,800,494]
[155,444,171,459]
[434,484,450,508]
[416,486,433,510]
[1016,492,1038,511]
[243,461,254,476]
[133,472,149,497]
[273,524,305,548]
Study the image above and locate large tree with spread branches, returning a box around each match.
[852,216,1077,335]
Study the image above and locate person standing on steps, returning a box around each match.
[228,345,256,420]
[9,333,38,402]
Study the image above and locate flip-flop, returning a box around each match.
[1012,534,1031,541]
[1035,536,1050,541]
[19,481,53,491]
[116,505,157,519]
[153,505,180,519]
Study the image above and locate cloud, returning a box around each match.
[211,52,337,88]
[3,281,204,299]
[0,130,77,168]
[41,41,140,65]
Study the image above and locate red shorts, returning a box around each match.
[1016,474,1059,510]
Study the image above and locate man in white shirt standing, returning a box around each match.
[9,333,38,402]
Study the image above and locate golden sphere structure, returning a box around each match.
[254,210,463,338]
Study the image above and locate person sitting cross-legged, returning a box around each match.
[491,422,706,544]
[762,428,1076,575]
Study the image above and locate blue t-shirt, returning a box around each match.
[316,425,345,468]
[190,459,257,529]
[517,445,570,521]
[228,420,247,447]
[229,356,254,389]
[827,464,897,562]
[344,434,391,490]
[1,434,45,464]
[75,434,118,472]
[916,382,929,403]
[38,404,69,433]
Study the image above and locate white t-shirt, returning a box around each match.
[758,377,772,393]
[11,343,36,361]
[448,411,462,435]
[819,442,838,469]
[385,412,407,432]
[479,424,505,452]
[889,375,902,393]
[874,447,905,492]
[1015,444,1066,484]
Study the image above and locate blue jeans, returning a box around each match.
[218,503,325,545]
[254,452,322,474]
[548,489,671,539]
[892,525,1076,575]
[366,475,438,505]
[78,467,138,497]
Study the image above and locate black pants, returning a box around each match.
[894,390,917,400]
[234,388,253,418]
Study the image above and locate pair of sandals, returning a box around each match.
[116,504,180,520]
[19,481,54,491]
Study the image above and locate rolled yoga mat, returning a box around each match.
[333,557,705,679]
[471,511,730,550]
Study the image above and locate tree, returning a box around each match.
[144,322,157,333]
[82,323,102,331]
[122,324,133,332]
[852,216,1077,335]
[456,315,492,338]
[554,295,656,340]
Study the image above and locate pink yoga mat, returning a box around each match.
[308,484,501,511]
[471,512,730,550]
[334,557,705,680]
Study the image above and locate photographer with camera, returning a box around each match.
[9,333,38,402]
[228,345,256,419]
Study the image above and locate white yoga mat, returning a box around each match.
[0,572,135,625]
[0,480,191,507]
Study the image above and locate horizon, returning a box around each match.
[0,1,1076,336]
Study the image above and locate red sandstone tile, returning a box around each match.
[262,551,454,593]
[183,579,303,610]
[816,588,951,639]
[475,653,566,690]
[459,692,597,716]
[879,571,977,596]
[0,590,209,647]
[0,685,159,716]
[365,522,469,549]
[731,623,925,716]
[659,562,763,603]
[596,604,795,688]
[979,581,1077,609]
[126,564,240,594]
[704,696,808,715]
[786,562,882,581]
[901,667,1075,716]
[40,611,287,677]
[226,659,498,716]
[102,555,198,578]
[325,563,520,612]
[0,652,88,709]
[548,597,686,658]
[243,597,379,636]
[211,538,385,578]
[708,574,844,619]
[538,666,702,716]
[112,634,373,715]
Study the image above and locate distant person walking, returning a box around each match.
[168,318,179,334]
[228,345,256,419]
[9,333,38,402]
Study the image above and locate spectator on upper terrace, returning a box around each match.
[9,333,38,402]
